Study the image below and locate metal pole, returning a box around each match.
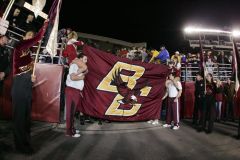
[199,33,206,93]
[58,41,64,64]
[2,0,15,20]
[32,40,42,76]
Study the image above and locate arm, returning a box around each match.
[172,79,180,89]
[82,69,88,75]
[19,21,49,50]
[149,56,155,63]
[174,82,182,102]
[149,51,158,63]
[62,45,69,57]
[174,89,182,102]
[70,74,85,81]
[162,90,168,100]
[75,41,84,46]
[69,64,86,81]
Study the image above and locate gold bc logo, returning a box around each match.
[97,62,152,116]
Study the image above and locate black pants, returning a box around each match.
[225,100,234,120]
[11,72,32,150]
[0,80,3,119]
[203,95,215,133]
[193,96,205,127]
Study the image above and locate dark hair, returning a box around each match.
[160,44,165,48]
[196,72,203,77]
[207,73,214,83]
[77,53,86,59]
[27,13,35,16]
[169,72,176,77]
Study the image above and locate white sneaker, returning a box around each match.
[172,125,180,130]
[72,133,81,138]
[147,120,153,124]
[75,130,80,134]
[163,124,171,128]
[152,120,159,125]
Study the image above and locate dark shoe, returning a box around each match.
[206,130,212,134]
[80,121,85,125]
[80,116,85,125]
[15,146,34,155]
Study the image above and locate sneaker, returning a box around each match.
[163,124,171,128]
[172,125,180,130]
[147,120,153,124]
[72,133,81,138]
[152,120,159,125]
[75,130,80,134]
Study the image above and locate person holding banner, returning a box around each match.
[65,54,88,137]
[11,19,48,154]
[162,72,182,130]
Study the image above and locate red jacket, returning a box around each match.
[62,40,84,65]
[13,21,48,75]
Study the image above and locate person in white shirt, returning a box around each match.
[162,72,182,130]
[65,54,88,138]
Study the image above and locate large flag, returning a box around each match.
[45,0,62,56]
[232,40,240,92]
[81,45,169,121]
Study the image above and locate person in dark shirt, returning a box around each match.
[0,35,10,94]
[19,13,36,32]
[223,78,236,121]
[193,72,205,130]
[0,35,10,118]
[217,51,229,64]
[8,8,21,27]
[203,73,216,133]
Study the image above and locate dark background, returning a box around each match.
[24,0,240,52]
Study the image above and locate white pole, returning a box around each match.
[2,0,16,20]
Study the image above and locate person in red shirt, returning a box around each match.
[62,31,84,65]
[12,20,49,154]
[168,60,181,80]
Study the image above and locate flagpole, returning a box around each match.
[32,40,42,76]
[2,0,15,20]
[199,33,206,93]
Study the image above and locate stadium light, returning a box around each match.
[232,30,240,37]
[184,26,231,34]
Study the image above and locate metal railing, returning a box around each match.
[4,25,67,65]
[181,63,232,81]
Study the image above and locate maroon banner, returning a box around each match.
[0,64,63,123]
[81,45,169,121]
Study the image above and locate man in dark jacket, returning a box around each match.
[0,35,10,119]
[0,35,10,93]
[193,72,205,130]
[224,78,236,121]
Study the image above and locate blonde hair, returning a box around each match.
[67,31,78,40]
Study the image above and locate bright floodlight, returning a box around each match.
[184,27,231,34]
[232,30,240,37]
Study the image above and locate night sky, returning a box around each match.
[34,0,240,52]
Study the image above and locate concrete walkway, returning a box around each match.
[0,119,240,160]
